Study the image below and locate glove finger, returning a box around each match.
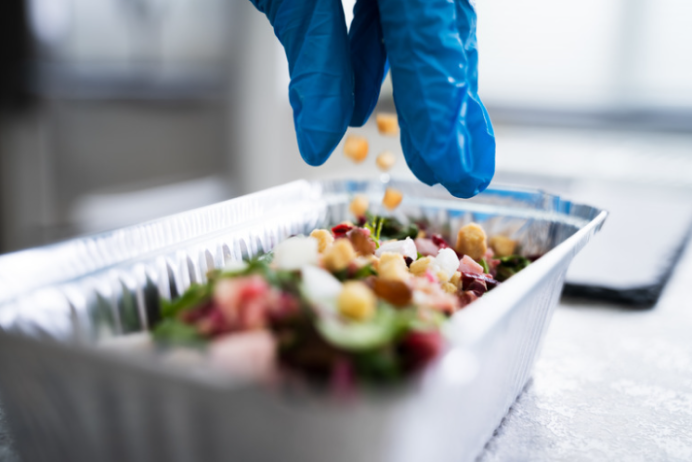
[377,0,495,198]
[400,120,439,187]
[453,0,495,195]
[254,0,354,166]
[456,0,478,92]
[348,0,389,127]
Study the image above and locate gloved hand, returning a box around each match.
[249,0,495,198]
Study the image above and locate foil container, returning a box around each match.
[0,179,607,462]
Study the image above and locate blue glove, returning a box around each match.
[250,0,496,198]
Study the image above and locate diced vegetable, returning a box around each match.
[375,236,417,261]
[331,222,354,238]
[460,272,500,297]
[434,248,461,282]
[431,233,453,250]
[272,236,318,270]
[414,238,439,256]
[458,255,484,275]
[316,304,408,352]
[301,265,342,308]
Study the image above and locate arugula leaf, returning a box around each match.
[265,269,302,293]
[365,213,418,243]
[152,318,204,345]
[217,253,273,278]
[353,264,377,279]
[398,224,420,240]
[161,283,211,319]
[161,251,292,320]
[380,217,419,240]
[333,265,376,282]
[353,348,402,382]
[217,253,302,294]
[495,255,531,282]
[498,255,531,265]
[378,216,403,237]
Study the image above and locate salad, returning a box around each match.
[152,204,532,389]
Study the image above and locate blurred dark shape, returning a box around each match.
[0,0,234,254]
[494,170,692,308]
[0,0,34,110]
[487,106,692,135]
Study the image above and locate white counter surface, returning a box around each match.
[479,234,692,462]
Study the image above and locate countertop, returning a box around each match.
[479,233,692,462]
[1,231,691,462]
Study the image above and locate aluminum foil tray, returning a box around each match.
[0,179,607,462]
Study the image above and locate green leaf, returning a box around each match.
[353,264,377,279]
[495,255,531,282]
[498,255,531,268]
[217,253,302,294]
[363,214,390,248]
[152,318,204,345]
[379,216,403,238]
[397,224,420,240]
[479,258,490,274]
[378,217,419,240]
[161,283,211,319]
[330,268,349,282]
[218,253,273,278]
[353,348,402,382]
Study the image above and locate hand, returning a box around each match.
[249,0,495,198]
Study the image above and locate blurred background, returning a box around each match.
[1,0,691,261]
[3,3,692,458]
